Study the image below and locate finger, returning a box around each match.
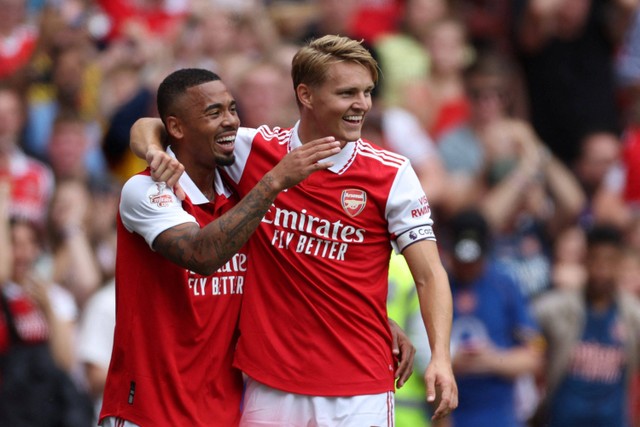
[313,161,335,171]
[432,382,453,420]
[297,138,339,156]
[302,136,336,148]
[310,145,341,162]
[174,183,186,201]
[147,152,166,172]
[165,163,184,189]
[391,326,400,357]
[395,357,411,388]
[152,159,181,184]
[396,345,415,387]
[425,371,436,403]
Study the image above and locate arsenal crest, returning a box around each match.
[341,189,367,217]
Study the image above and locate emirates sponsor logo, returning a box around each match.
[341,189,367,217]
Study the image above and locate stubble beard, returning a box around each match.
[216,153,236,167]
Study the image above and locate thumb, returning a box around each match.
[392,330,399,356]
[425,371,436,403]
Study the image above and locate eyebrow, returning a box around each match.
[204,103,223,113]
[203,99,236,112]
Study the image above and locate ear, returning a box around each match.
[165,116,184,140]
[296,84,313,109]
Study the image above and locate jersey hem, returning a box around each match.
[236,362,395,397]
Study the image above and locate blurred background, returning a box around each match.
[1,0,640,426]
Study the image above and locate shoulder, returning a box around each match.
[120,172,181,212]
[356,139,409,170]
[619,291,640,320]
[533,289,581,318]
[240,125,292,143]
[120,172,154,200]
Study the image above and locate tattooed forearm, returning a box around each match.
[153,175,280,275]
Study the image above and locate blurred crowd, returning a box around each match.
[1,0,640,426]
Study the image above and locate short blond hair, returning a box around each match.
[291,35,379,103]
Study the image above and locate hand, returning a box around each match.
[50,181,90,234]
[146,148,186,200]
[452,342,497,376]
[388,318,416,388]
[263,137,340,191]
[23,273,53,316]
[425,356,458,420]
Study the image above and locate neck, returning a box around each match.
[172,147,217,201]
[586,287,615,312]
[296,115,315,145]
[297,116,348,149]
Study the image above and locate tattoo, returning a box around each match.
[153,178,278,275]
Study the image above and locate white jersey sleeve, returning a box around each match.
[386,161,436,253]
[119,175,197,248]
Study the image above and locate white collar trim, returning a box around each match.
[289,121,357,174]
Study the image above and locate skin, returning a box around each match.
[296,61,374,148]
[148,79,340,275]
[298,59,457,419]
[130,61,458,419]
[585,243,621,309]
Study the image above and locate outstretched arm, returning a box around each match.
[403,240,458,420]
[148,137,340,275]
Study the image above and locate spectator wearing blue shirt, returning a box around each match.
[447,209,543,427]
[532,224,640,427]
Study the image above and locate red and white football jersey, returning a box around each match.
[7,149,54,225]
[100,149,245,427]
[225,123,436,396]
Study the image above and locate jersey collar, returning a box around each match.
[166,146,231,205]
[290,121,357,174]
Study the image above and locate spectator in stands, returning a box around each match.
[374,0,449,107]
[446,208,543,427]
[0,86,54,226]
[48,180,101,306]
[572,131,622,229]
[532,224,640,427]
[393,16,471,144]
[438,51,585,299]
[514,0,638,165]
[0,0,38,88]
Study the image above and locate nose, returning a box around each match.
[353,91,370,112]
[222,109,240,127]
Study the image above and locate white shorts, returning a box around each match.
[100,417,141,427]
[240,377,395,427]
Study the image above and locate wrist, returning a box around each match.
[61,224,85,240]
[260,171,285,195]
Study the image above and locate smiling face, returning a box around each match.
[298,61,374,146]
[169,80,240,167]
